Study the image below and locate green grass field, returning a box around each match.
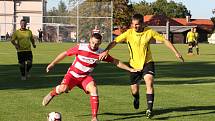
[0,42,215,121]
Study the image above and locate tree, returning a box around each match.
[133,0,189,18]
[211,9,215,26]
[112,0,134,28]
[46,0,70,23]
[133,0,154,15]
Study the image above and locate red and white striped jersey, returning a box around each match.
[66,43,113,79]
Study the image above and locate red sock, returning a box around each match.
[50,88,58,96]
[90,96,99,118]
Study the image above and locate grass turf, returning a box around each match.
[0,42,215,121]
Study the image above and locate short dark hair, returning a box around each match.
[132,14,144,23]
[20,19,27,23]
[91,33,102,40]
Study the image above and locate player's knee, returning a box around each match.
[56,84,69,94]
[131,84,139,94]
[26,60,32,65]
[19,62,25,67]
[144,74,154,81]
[89,86,98,96]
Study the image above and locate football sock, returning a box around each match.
[19,62,26,76]
[90,96,99,118]
[188,48,192,53]
[132,93,139,99]
[26,61,32,72]
[146,94,154,111]
[50,88,58,96]
[196,48,199,54]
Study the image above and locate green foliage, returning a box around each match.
[113,0,134,27]
[211,17,215,27]
[133,0,189,18]
[133,0,154,15]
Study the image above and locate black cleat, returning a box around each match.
[146,109,153,119]
[133,98,139,109]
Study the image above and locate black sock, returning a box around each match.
[132,93,139,99]
[26,61,32,72]
[188,48,192,53]
[19,62,26,76]
[196,48,199,54]
[146,94,154,111]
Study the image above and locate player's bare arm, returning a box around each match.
[31,36,36,48]
[111,58,139,72]
[163,39,184,62]
[99,41,117,60]
[46,51,67,72]
[11,40,19,50]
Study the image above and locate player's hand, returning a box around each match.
[99,51,108,60]
[15,44,19,50]
[33,44,36,48]
[46,63,54,73]
[130,68,141,72]
[176,53,184,62]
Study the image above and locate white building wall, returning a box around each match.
[0,0,42,38]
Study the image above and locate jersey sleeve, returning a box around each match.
[102,54,114,62]
[11,31,17,42]
[66,44,79,56]
[114,30,129,43]
[151,29,166,42]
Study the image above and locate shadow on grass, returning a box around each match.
[0,61,215,90]
[153,105,215,120]
[77,111,145,121]
[78,105,215,121]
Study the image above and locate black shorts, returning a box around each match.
[188,42,198,47]
[130,62,155,85]
[17,51,33,63]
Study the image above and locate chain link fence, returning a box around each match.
[0,1,113,42]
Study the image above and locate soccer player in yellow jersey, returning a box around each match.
[186,27,199,55]
[193,27,199,55]
[11,19,36,80]
[99,14,184,119]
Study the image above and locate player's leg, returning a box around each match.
[17,52,26,80]
[42,84,69,106]
[143,62,155,118]
[144,74,154,118]
[187,42,193,54]
[131,84,140,109]
[26,51,33,77]
[130,72,142,109]
[42,74,75,106]
[195,42,199,55]
[82,76,99,121]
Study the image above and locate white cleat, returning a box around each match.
[42,92,54,106]
[91,117,99,121]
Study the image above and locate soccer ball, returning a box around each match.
[47,112,62,121]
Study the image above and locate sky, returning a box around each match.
[47,0,215,19]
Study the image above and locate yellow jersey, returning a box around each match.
[11,29,34,52]
[115,27,166,69]
[194,32,198,42]
[186,31,196,42]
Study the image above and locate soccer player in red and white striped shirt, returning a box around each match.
[42,33,138,121]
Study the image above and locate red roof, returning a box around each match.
[113,28,122,36]
[144,15,214,32]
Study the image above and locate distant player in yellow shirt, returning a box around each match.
[186,27,199,55]
[99,14,184,119]
[11,19,36,80]
[193,27,199,55]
